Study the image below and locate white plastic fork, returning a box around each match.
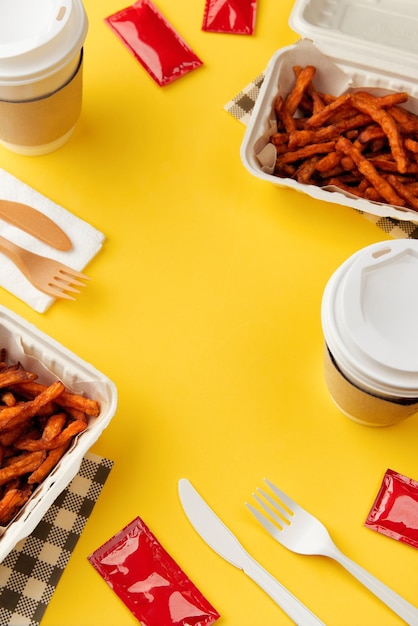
[247,479,418,626]
[0,235,89,300]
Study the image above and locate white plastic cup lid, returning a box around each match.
[321,240,418,398]
[0,0,88,85]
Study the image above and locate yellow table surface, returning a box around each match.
[0,1,417,624]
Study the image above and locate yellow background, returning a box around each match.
[0,0,417,624]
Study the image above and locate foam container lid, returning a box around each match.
[322,240,418,397]
[240,0,418,223]
[0,304,117,563]
[289,0,418,77]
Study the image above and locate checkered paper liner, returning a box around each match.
[224,74,418,240]
[0,452,113,626]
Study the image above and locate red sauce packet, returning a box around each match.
[105,0,203,86]
[364,468,418,549]
[202,0,257,35]
[88,517,220,626]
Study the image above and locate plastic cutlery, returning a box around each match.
[247,479,418,626]
[179,478,325,625]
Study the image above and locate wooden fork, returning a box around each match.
[0,235,89,300]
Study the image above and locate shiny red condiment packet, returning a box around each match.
[88,517,220,626]
[105,0,203,86]
[202,0,257,35]
[365,469,418,549]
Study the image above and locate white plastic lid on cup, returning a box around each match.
[321,240,418,399]
[0,0,87,87]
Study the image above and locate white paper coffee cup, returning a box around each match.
[321,240,418,426]
[0,0,88,155]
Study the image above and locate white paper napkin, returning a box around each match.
[0,168,105,313]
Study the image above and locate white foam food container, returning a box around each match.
[240,0,418,223]
[0,305,117,562]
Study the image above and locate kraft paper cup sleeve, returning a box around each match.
[324,345,418,426]
[0,51,83,148]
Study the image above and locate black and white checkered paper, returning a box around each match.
[0,452,113,626]
[225,74,418,240]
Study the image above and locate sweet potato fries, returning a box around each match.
[0,349,100,526]
[271,65,418,211]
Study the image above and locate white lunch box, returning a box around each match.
[240,0,418,223]
[0,305,117,562]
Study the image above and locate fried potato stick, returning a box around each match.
[0,484,32,525]
[364,186,383,202]
[389,106,418,133]
[275,95,297,132]
[305,93,351,128]
[327,177,371,199]
[294,155,322,183]
[28,442,70,485]
[271,132,290,146]
[288,125,339,150]
[350,93,408,173]
[0,368,37,389]
[289,113,372,149]
[387,175,418,210]
[12,381,100,417]
[306,92,407,131]
[293,65,325,114]
[369,157,418,174]
[358,124,385,144]
[0,381,65,432]
[1,391,16,407]
[336,136,404,206]
[405,182,418,193]
[0,450,46,486]
[65,407,89,421]
[355,91,409,108]
[41,413,67,442]
[0,422,29,447]
[405,137,418,154]
[15,419,87,452]
[277,140,336,165]
[315,151,343,173]
[284,65,316,116]
[341,156,357,171]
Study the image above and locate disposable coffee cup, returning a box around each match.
[321,240,418,426]
[0,0,88,156]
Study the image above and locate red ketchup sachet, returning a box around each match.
[202,0,257,35]
[88,516,220,626]
[365,468,418,549]
[105,0,203,86]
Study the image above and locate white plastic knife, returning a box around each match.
[178,478,326,626]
